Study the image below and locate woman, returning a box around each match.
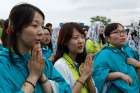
[45,23,53,34]
[93,23,139,93]
[54,22,97,93]
[86,21,105,57]
[41,27,53,61]
[0,3,71,93]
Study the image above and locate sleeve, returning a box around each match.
[86,39,96,54]
[54,61,73,89]
[0,61,24,93]
[44,59,71,93]
[91,78,98,93]
[124,45,139,61]
[92,51,139,93]
[92,53,111,93]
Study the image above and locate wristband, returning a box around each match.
[25,80,35,89]
[77,80,84,86]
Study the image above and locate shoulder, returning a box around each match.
[123,45,139,59]
[0,47,9,55]
[95,48,112,58]
[93,47,115,65]
[0,49,10,64]
[54,57,67,68]
[86,39,94,45]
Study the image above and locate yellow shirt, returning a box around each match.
[86,39,103,54]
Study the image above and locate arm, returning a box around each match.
[22,75,38,93]
[86,55,97,93]
[93,51,134,93]
[107,72,122,80]
[107,72,132,84]
[0,44,44,93]
[0,61,38,93]
[72,76,87,93]
[127,58,140,78]
[86,77,97,93]
[22,43,45,93]
[73,55,97,93]
[39,74,53,93]
[127,58,140,68]
[45,60,71,93]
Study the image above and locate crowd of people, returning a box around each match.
[0,3,139,93]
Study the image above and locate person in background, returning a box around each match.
[1,19,9,48]
[45,23,53,34]
[0,19,5,45]
[86,21,105,57]
[41,26,54,61]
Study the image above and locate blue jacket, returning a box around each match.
[0,48,71,93]
[92,45,139,93]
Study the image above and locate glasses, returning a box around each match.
[110,30,127,36]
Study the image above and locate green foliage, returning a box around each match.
[90,16,111,25]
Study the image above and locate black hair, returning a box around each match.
[45,23,52,28]
[8,3,45,64]
[43,27,53,51]
[104,23,124,37]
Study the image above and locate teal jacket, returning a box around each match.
[92,45,139,93]
[0,48,71,93]
[42,47,53,59]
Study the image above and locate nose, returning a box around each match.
[78,37,85,44]
[38,25,44,32]
[36,30,43,40]
[120,32,127,37]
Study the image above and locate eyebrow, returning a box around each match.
[32,20,44,25]
[73,34,80,36]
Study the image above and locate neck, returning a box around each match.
[17,39,31,55]
[68,52,77,62]
[109,43,123,49]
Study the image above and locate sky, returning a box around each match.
[0,0,140,26]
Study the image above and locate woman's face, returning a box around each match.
[41,29,51,45]
[108,25,127,48]
[18,11,44,49]
[99,26,104,35]
[67,29,85,55]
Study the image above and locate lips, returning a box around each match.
[119,39,126,42]
[34,39,41,44]
[78,45,84,49]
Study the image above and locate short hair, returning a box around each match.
[104,23,124,37]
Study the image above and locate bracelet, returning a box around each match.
[25,80,35,89]
[77,80,84,86]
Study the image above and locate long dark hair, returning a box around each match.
[1,19,9,47]
[54,22,87,64]
[7,3,45,63]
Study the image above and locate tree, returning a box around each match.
[90,16,111,25]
